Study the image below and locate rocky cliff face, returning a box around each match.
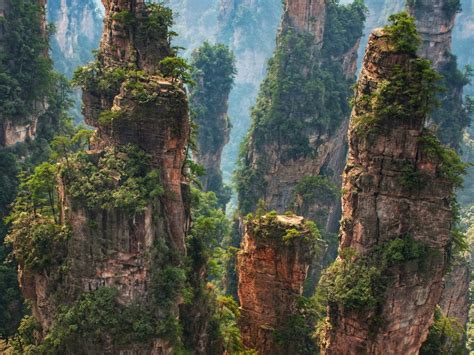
[322,25,460,354]
[237,213,321,353]
[189,43,235,205]
[0,0,48,147]
[409,0,469,149]
[439,261,470,327]
[409,0,457,69]
[408,0,471,331]
[17,1,191,352]
[236,0,366,233]
[217,0,282,182]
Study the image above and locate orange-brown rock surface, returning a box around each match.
[17,1,191,353]
[237,213,321,353]
[284,0,326,45]
[322,28,458,354]
[409,0,471,331]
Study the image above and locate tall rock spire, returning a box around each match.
[322,14,464,354]
[11,1,192,352]
[236,0,366,236]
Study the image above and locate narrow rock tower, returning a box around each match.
[236,0,366,235]
[322,14,464,354]
[12,1,192,353]
[237,213,322,353]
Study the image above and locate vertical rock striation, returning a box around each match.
[15,1,191,352]
[48,0,103,78]
[236,0,366,236]
[408,0,471,331]
[0,0,49,147]
[237,213,321,353]
[409,0,469,149]
[322,22,461,354]
[189,43,235,206]
[217,0,282,182]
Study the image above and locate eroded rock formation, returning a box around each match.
[409,0,471,332]
[236,0,366,236]
[409,0,469,149]
[0,0,48,147]
[237,213,321,353]
[190,43,235,205]
[322,26,459,354]
[16,1,191,352]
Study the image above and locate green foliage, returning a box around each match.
[318,236,433,313]
[5,164,70,272]
[432,55,472,148]
[273,296,320,354]
[211,295,248,353]
[235,0,366,213]
[294,176,339,204]
[419,133,468,188]
[14,288,171,353]
[72,61,126,98]
[385,12,420,53]
[188,188,231,273]
[112,10,135,26]
[354,58,442,135]
[420,306,465,354]
[140,2,176,46]
[159,57,194,84]
[98,109,123,126]
[0,0,55,118]
[247,213,322,255]
[64,145,164,213]
[0,264,24,340]
[189,42,236,205]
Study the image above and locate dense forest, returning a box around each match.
[0,0,473,354]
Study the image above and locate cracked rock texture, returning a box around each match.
[323,29,456,355]
[237,214,320,353]
[19,1,191,353]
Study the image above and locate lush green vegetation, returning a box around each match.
[420,306,465,354]
[293,176,339,228]
[63,145,163,213]
[189,42,236,206]
[318,236,434,318]
[432,55,473,148]
[245,212,322,253]
[0,0,75,340]
[0,0,55,119]
[9,287,185,353]
[235,0,366,214]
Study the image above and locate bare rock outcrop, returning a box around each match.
[322,27,459,354]
[237,213,321,353]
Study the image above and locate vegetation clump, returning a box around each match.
[5,163,70,272]
[318,236,434,312]
[245,212,322,254]
[63,144,164,213]
[420,306,465,354]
